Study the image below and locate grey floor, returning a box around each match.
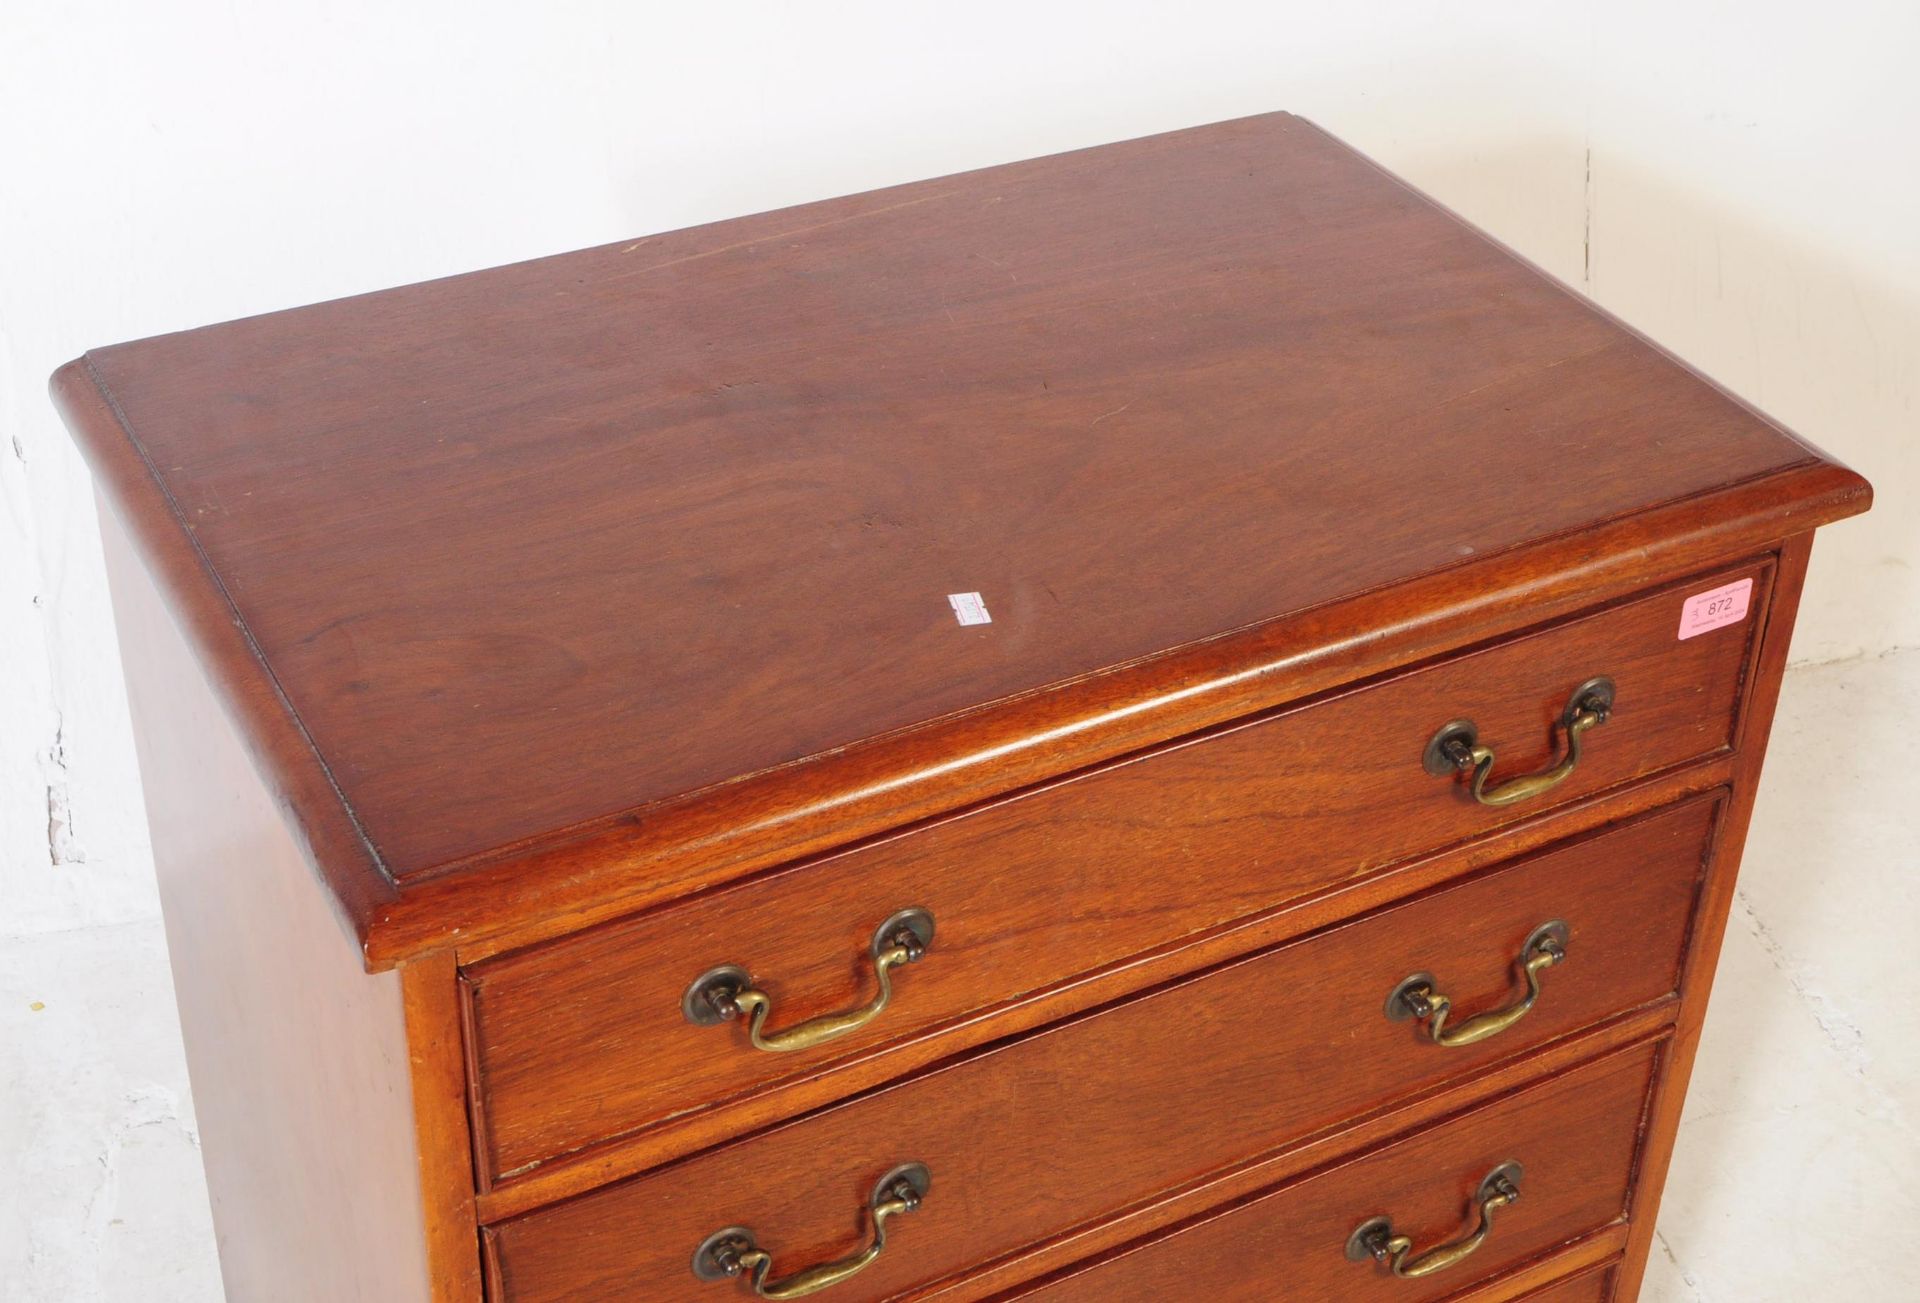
[4,649,1914,1301]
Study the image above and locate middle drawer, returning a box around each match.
[483,794,1715,1301]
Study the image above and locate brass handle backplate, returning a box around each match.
[1424,677,1616,807]
[1386,921,1569,1048]
[683,908,935,1054]
[693,1162,931,1298]
[1346,1162,1523,1279]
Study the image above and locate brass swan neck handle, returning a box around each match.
[1424,677,1616,808]
[684,908,935,1054]
[693,1163,931,1298]
[1386,921,1570,1048]
[1347,1163,1523,1279]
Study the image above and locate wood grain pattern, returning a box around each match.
[1612,531,1816,1299]
[916,1016,1664,1303]
[1359,1244,1621,1303]
[400,953,485,1301]
[482,798,1706,1301]
[1509,1261,1617,1302]
[1443,1251,1620,1303]
[474,757,1734,1224]
[50,112,1870,967]
[465,565,1758,1185]
[97,499,455,1302]
[996,1040,1659,1303]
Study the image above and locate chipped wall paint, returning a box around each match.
[1,3,1914,1299]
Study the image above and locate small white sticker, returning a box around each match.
[948,592,992,626]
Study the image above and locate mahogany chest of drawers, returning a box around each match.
[57,113,1870,1301]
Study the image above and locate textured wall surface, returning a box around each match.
[1,3,1912,1299]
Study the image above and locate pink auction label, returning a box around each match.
[1677,577,1753,640]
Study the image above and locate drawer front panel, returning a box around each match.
[467,565,1762,1182]
[1003,1042,1656,1303]
[484,799,1708,1300]
[1515,1264,1617,1302]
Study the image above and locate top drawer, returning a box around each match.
[464,561,1769,1184]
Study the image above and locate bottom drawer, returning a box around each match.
[1510,1262,1617,1302]
[1006,1039,1660,1302]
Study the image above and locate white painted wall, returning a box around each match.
[2,3,1912,1298]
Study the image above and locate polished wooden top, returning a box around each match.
[57,111,1867,963]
